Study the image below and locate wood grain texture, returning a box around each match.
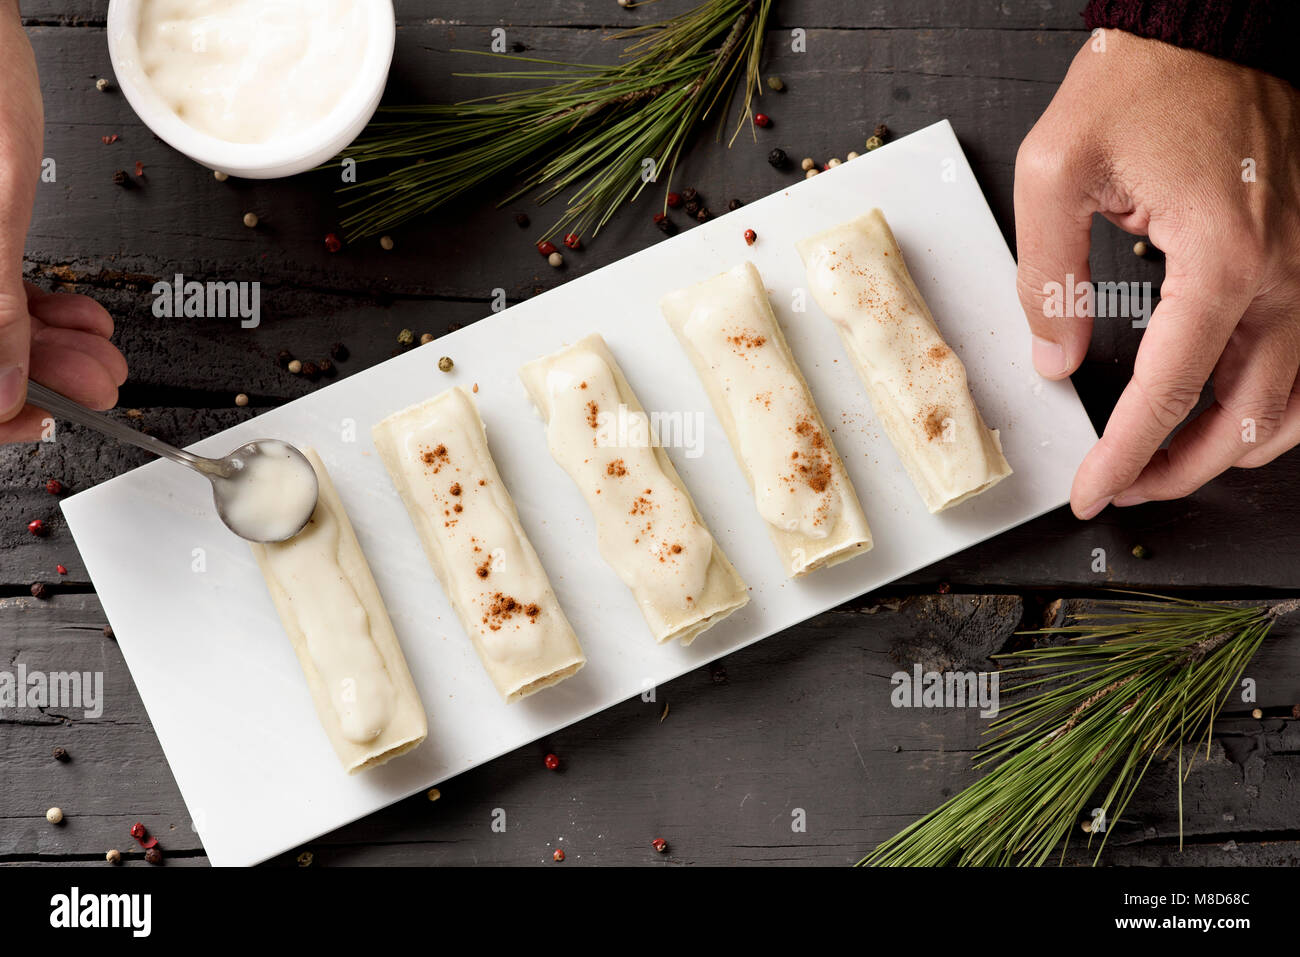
[2,0,1297,866]
[4,594,1296,866]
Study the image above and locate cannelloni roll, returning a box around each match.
[250,448,427,774]
[796,209,1012,512]
[661,262,873,577]
[372,387,586,702]
[520,333,749,645]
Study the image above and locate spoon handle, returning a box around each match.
[26,382,229,477]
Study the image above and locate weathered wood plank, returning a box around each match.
[3,593,1295,865]
[4,393,1300,591]
[24,23,1083,298]
[22,0,1088,31]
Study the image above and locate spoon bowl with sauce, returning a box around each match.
[28,383,318,543]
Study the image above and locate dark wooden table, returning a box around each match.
[3,1,1297,867]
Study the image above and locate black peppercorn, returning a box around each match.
[275,349,293,370]
[329,342,349,361]
[874,123,890,140]
[111,169,129,187]
[709,662,728,685]
[514,212,530,229]
[52,746,70,762]
[30,582,49,600]
[102,625,115,640]
[655,218,677,236]
[318,358,335,377]
[684,199,701,216]
[300,361,320,380]
[681,187,698,204]
[728,198,743,211]
[767,147,788,169]
[694,207,712,223]
[144,847,163,866]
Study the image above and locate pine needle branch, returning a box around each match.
[860,594,1298,867]
[333,0,773,243]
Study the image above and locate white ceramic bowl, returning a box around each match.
[106,0,396,179]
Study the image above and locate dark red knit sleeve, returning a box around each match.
[1083,0,1300,87]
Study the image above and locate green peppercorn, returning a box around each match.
[1131,544,1149,559]
[865,135,884,151]
[397,328,415,347]
[438,356,454,373]
[766,75,785,92]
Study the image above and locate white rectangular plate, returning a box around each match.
[62,121,1098,866]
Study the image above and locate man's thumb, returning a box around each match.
[0,277,32,422]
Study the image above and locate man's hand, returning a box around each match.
[0,4,126,442]
[1014,29,1300,518]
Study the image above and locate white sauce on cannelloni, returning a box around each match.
[262,501,394,743]
[397,409,556,665]
[676,284,841,539]
[540,348,712,615]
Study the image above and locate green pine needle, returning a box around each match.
[334,0,773,243]
[860,594,1298,867]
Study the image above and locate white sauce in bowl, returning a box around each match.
[134,0,370,144]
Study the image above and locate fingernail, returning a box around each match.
[1077,495,1112,520]
[0,366,25,416]
[1112,490,1147,507]
[1032,336,1067,378]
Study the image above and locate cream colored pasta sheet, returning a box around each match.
[660,262,873,577]
[372,387,586,702]
[796,209,1012,512]
[249,449,427,774]
[519,333,749,645]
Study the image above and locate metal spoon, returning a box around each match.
[28,382,318,543]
